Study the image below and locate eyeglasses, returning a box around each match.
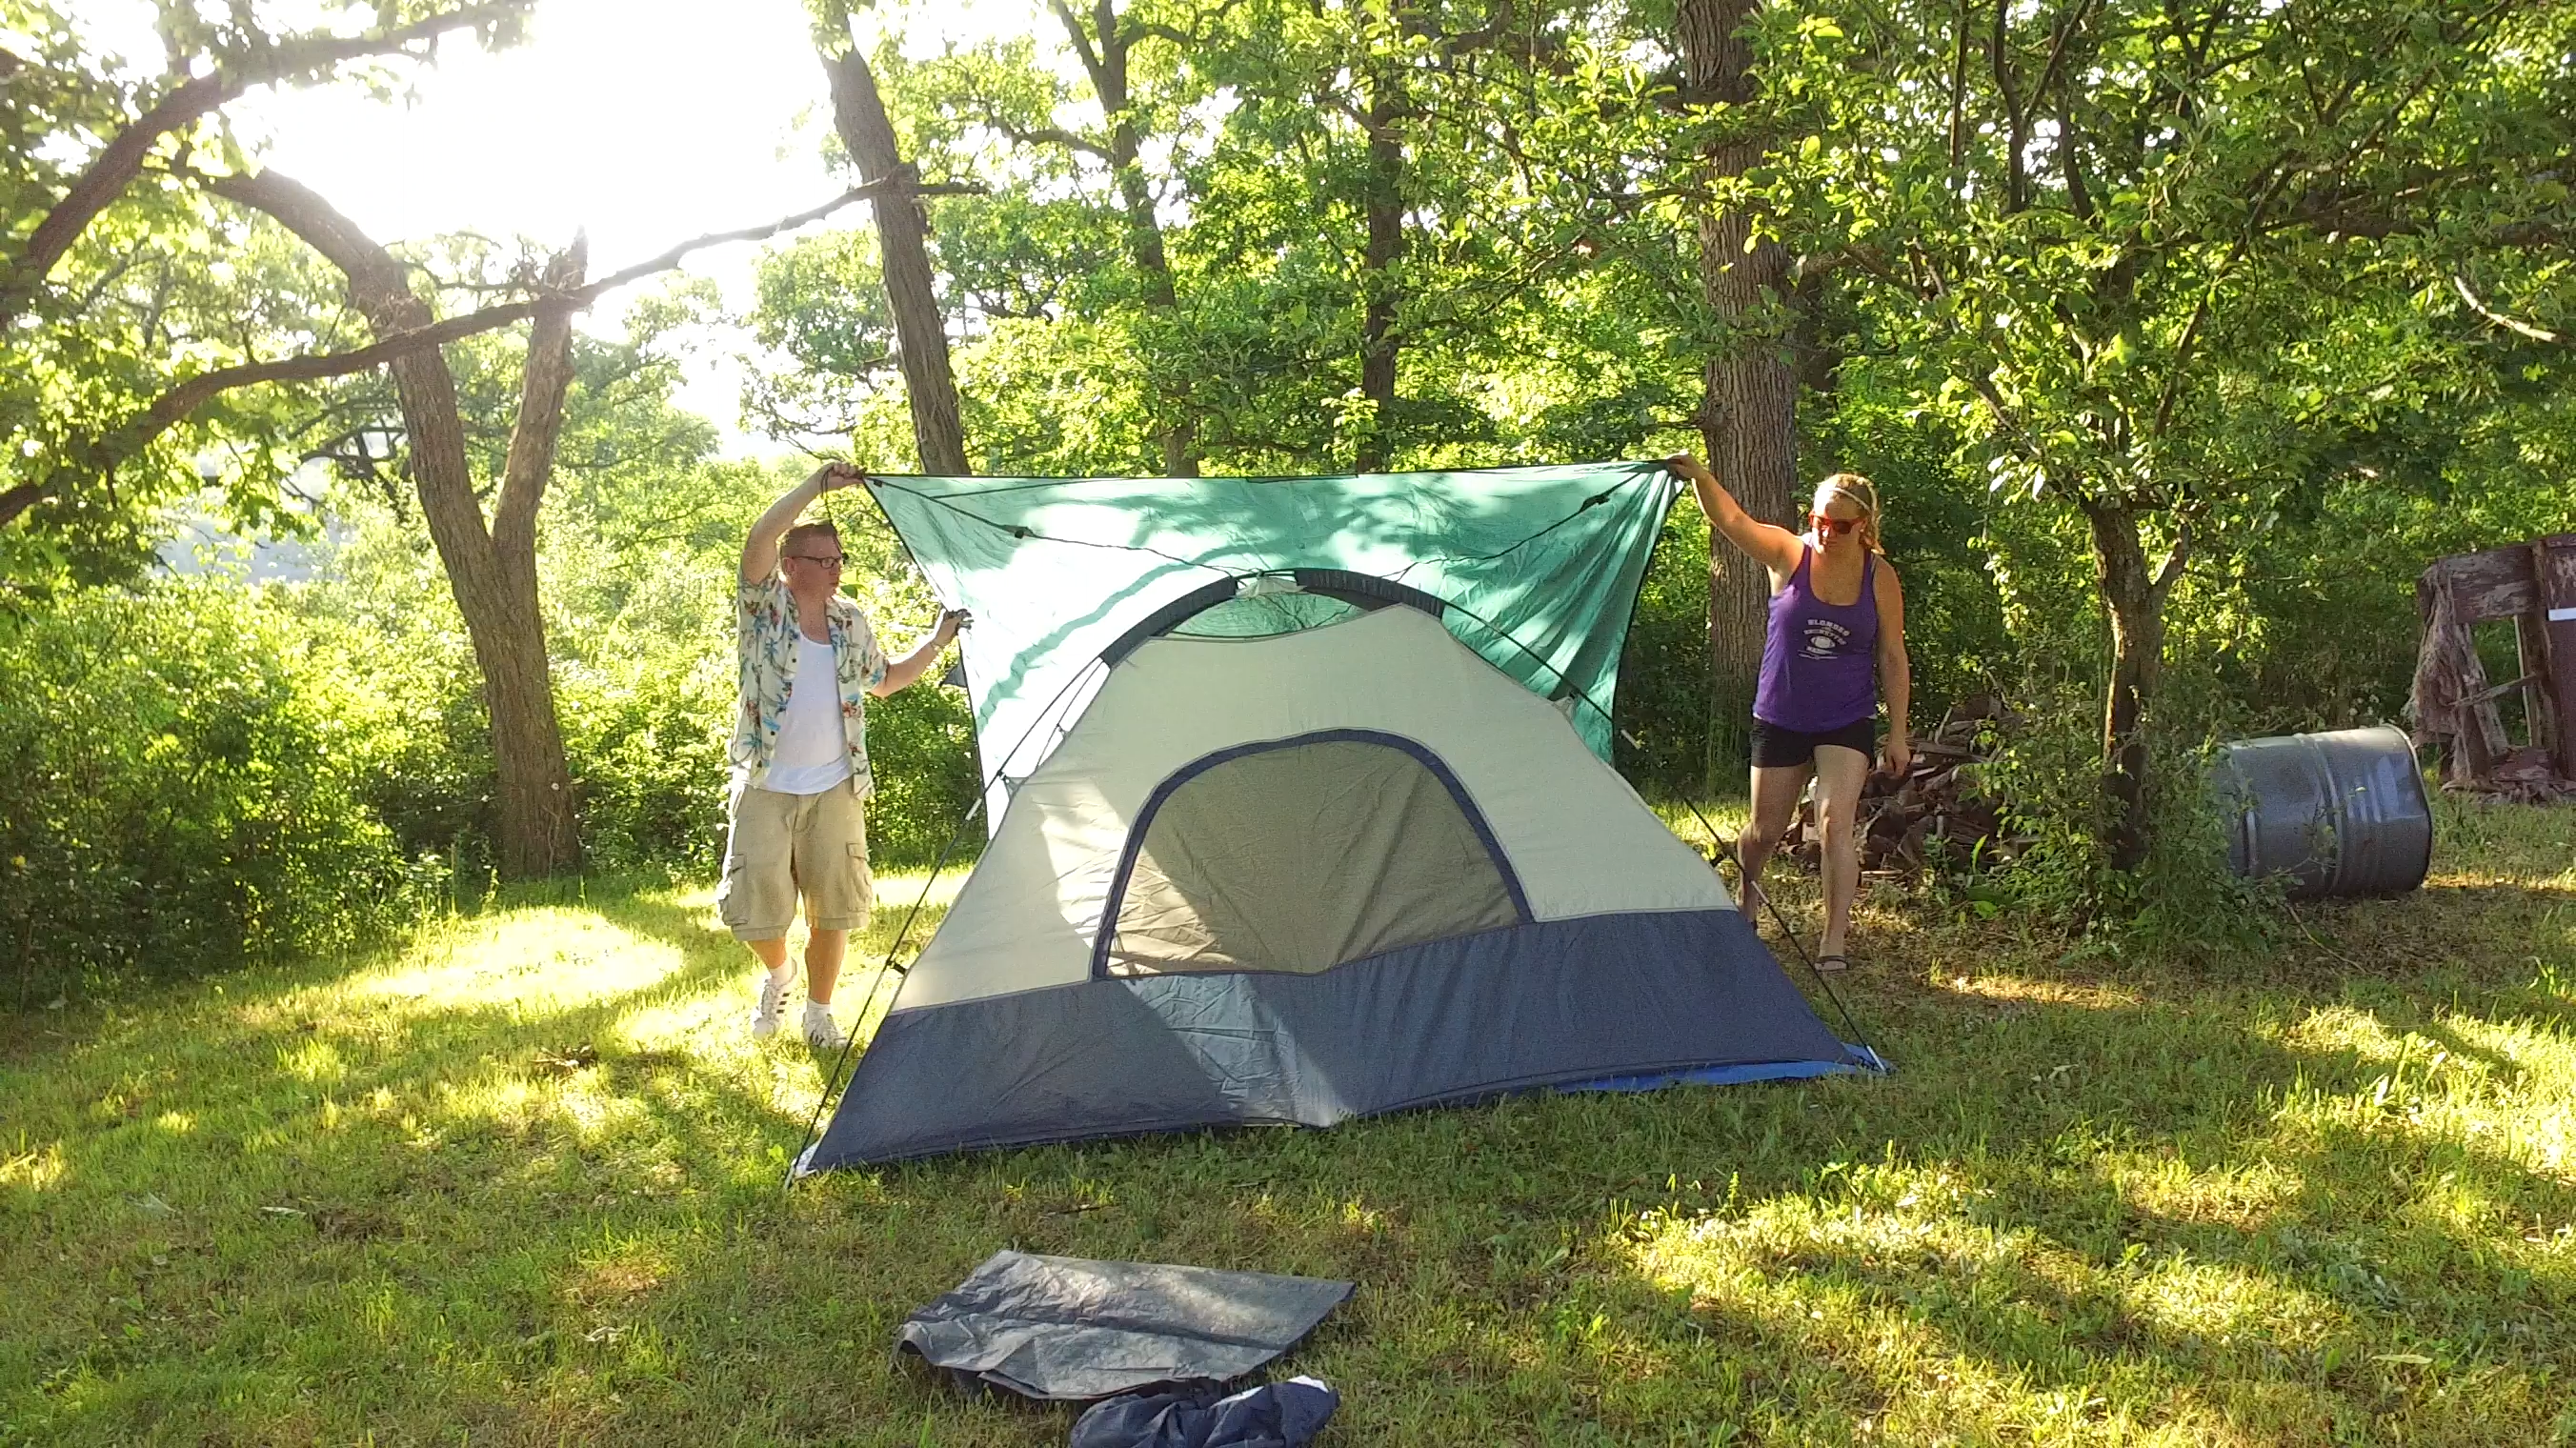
[1809,514,1860,537]
[787,553,845,569]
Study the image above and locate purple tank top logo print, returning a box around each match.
[1755,547,1879,733]
[1797,615,1857,660]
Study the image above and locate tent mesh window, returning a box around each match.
[1166,592,1360,638]
[1104,736,1523,976]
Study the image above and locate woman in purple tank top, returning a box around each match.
[1668,456,1913,971]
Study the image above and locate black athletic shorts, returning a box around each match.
[1748,716,1878,769]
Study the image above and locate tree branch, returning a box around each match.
[20,176,970,512]
[212,168,974,314]
[2151,515,2193,596]
[2452,273,2564,344]
[0,74,234,327]
[1050,0,1110,85]
[493,238,584,569]
[92,300,551,462]
[980,110,1112,161]
[0,3,531,330]
[569,175,982,298]
[0,484,50,531]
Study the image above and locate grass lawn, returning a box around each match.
[5,796,2573,1445]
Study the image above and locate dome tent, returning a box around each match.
[796,464,1881,1172]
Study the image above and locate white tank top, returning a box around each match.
[761,633,853,794]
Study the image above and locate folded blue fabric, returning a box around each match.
[1068,1376,1339,1448]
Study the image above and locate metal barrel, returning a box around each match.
[2214,724,2433,897]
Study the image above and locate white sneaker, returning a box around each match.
[750,972,788,1039]
[802,1002,848,1051]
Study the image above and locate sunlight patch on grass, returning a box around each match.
[1938,970,2143,1010]
[340,911,689,1016]
[1617,1155,2436,1445]
[1628,1199,2109,1445]
[2110,1151,2304,1229]
[2,1141,68,1194]
[2268,1009,2576,1176]
[276,1036,346,1085]
[2118,1257,2342,1355]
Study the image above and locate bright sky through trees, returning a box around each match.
[70,0,1033,451]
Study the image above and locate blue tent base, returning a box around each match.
[803,908,1882,1171]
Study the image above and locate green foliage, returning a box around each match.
[9,0,2573,961]
[0,582,423,1000]
[1615,501,1715,795]
[0,0,535,589]
[1972,672,2284,954]
[859,684,983,868]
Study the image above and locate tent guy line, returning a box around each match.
[867,476,1238,577]
[1386,479,1640,581]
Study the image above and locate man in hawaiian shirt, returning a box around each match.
[725,461,966,1047]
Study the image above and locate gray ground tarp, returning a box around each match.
[896,1251,1357,1401]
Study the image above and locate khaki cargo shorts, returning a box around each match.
[716,782,873,941]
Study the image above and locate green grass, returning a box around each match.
[5,799,2573,1445]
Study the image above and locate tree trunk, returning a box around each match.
[1356,69,1405,474]
[1679,0,1801,792]
[2083,499,2164,872]
[217,170,583,878]
[823,43,971,476]
[1052,0,1200,475]
[482,245,587,878]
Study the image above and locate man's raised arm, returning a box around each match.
[742,461,862,584]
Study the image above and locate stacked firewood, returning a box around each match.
[2455,746,2576,805]
[1777,699,2024,873]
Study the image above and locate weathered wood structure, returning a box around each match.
[2411,534,2576,798]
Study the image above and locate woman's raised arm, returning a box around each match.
[1667,455,1804,575]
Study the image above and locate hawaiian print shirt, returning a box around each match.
[731,576,888,795]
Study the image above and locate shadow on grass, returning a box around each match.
[7,835,2574,1445]
[773,857,2576,1443]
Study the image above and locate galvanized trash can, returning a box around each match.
[2214,724,2433,898]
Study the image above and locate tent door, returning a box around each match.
[1094,730,1530,978]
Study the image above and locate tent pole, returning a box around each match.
[785,651,1125,1187]
[783,793,984,1190]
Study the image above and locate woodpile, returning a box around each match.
[2410,535,2576,799]
[2468,747,2576,805]
[1777,699,2024,874]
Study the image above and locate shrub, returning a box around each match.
[1971,669,2281,957]
[0,584,422,1003]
